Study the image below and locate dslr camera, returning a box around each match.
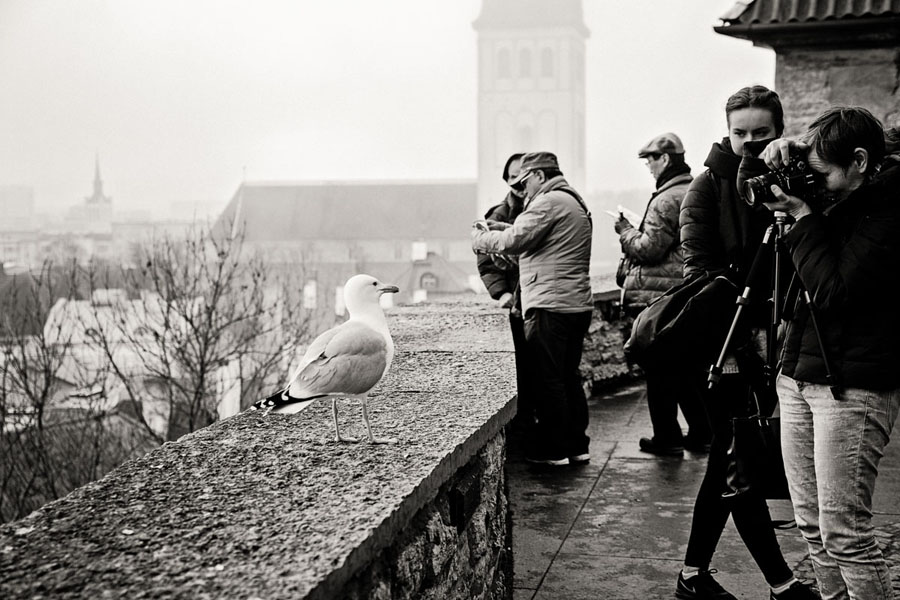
[740,153,819,207]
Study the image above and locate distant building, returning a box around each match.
[212,180,482,306]
[65,154,113,236]
[0,186,38,269]
[473,0,590,216]
[716,0,900,135]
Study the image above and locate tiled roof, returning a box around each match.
[473,0,590,36]
[213,180,478,242]
[720,0,900,25]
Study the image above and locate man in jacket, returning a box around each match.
[476,152,537,432]
[617,132,711,456]
[762,107,900,599]
[472,151,593,466]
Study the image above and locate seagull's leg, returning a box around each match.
[361,395,397,444]
[332,397,359,443]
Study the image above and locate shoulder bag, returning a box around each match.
[623,272,738,370]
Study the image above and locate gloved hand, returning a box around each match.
[614,214,631,234]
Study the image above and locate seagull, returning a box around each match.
[251,274,400,444]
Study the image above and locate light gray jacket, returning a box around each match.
[472,176,593,315]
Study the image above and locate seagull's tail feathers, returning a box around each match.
[249,388,327,414]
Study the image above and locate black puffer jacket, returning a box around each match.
[476,192,523,300]
[680,138,774,283]
[780,158,900,389]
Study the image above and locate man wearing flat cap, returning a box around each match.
[617,132,712,457]
[472,151,593,466]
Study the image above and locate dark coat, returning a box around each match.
[476,192,524,301]
[680,138,774,283]
[780,159,900,390]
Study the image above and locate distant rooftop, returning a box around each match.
[213,180,478,242]
[716,0,900,46]
[473,0,590,37]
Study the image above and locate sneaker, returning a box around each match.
[771,581,820,599]
[525,452,569,466]
[675,569,737,599]
[639,436,684,456]
[568,452,590,465]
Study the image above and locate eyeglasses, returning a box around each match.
[644,154,662,165]
[510,170,535,191]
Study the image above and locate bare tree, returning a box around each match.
[0,261,150,523]
[81,224,312,442]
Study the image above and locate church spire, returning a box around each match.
[93,152,103,197]
[86,153,111,205]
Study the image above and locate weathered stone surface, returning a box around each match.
[776,47,900,136]
[0,302,516,600]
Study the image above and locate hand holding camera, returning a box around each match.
[741,138,819,222]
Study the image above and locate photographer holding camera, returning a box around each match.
[760,107,900,600]
[675,85,817,600]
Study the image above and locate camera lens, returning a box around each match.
[741,173,775,207]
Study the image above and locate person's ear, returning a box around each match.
[852,147,869,174]
[660,153,671,168]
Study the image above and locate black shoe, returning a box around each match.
[771,581,820,599]
[675,569,737,599]
[639,436,684,456]
[683,436,711,453]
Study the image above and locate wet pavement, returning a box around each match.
[507,381,900,599]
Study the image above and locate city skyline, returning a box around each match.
[0,0,774,218]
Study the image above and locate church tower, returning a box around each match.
[473,0,590,216]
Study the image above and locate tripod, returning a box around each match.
[707,212,841,400]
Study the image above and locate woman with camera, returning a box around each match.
[674,86,817,600]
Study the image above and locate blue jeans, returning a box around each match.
[778,374,900,599]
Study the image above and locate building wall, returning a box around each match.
[776,46,900,137]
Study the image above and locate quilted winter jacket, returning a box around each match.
[619,172,692,307]
[780,158,900,390]
[471,176,593,315]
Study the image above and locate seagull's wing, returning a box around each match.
[288,320,388,398]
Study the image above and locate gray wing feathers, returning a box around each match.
[288,321,388,398]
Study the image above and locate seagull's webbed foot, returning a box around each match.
[332,398,361,443]
[366,434,398,445]
[361,396,397,444]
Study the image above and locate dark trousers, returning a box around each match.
[684,374,792,586]
[645,365,711,445]
[510,313,537,427]
[524,308,592,458]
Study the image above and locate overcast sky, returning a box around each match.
[0,0,774,217]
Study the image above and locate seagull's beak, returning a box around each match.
[378,284,400,295]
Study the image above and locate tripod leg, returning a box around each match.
[708,225,776,389]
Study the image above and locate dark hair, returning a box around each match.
[725,85,784,137]
[803,106,885,175]
[502,153,525,182]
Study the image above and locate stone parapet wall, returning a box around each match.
[0,302,516,600]
[339,433,510,599]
